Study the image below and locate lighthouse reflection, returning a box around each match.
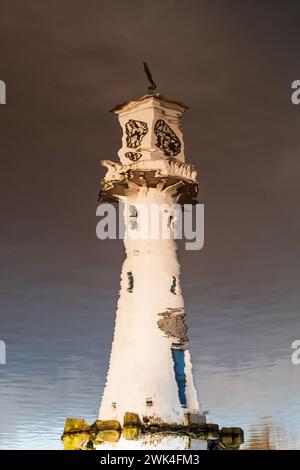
[63,245,243,451]
[61,232,244,450]
[62,93,244,450]
[97,251,204,449]
[62,229,243,450]
[98,94,205,436]
[98,232,203,427]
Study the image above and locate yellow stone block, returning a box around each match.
[64,418,90,434]
[62,432,90,450]
[123,426,141,440]
[93,419,121,431]
[96,430,120,442]
[123,412,141,427]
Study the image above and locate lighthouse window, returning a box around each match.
[168,215,174,229]
[171,348,187,408]
[129,205,138,217]
[129,205,138,230]
[127,271,134,293]
[171,276,177,295]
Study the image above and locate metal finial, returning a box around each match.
[143,61,157,95]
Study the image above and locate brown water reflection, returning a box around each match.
[242,417,298,450]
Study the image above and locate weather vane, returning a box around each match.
[143,61,157,95]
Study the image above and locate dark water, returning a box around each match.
[1,0,300,451]
[0,245,299,450]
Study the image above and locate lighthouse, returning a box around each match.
[98,84,204,428]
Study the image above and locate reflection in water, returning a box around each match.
[1,93,300,450]
[98,232,203,428]
[243,417,296,450]
[172,348,187,407]
[97,93,205,434]
[95,434,202,451]
[61,93,246,451]
[61,419,244,450]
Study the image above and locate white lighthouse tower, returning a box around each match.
[98,84,203,428]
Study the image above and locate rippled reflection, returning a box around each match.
[62,425,243,451]
[98,224,204,427]
[60,196,247,451]
[242,417,300,450]
[1,294,300,450]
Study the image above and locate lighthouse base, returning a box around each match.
[62,416,244,450]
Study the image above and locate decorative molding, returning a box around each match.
[125,119,148,149]
[125,152,142,162]
[154,119,181,157]
[101,159,197,184]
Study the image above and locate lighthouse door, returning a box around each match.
[171,348,187,407]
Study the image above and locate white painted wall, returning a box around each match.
[98,190,201,424]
